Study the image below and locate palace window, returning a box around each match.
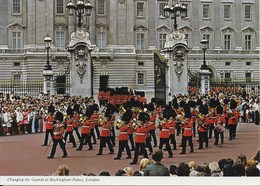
[224,34,231,50]
[224,4,231,19]
[97,32,106,48]
[137,2,144,17]
[136,33,144,50]
[159,34,167,49]
[12,32,21,49]
[159,3,166,17]
[202,4,210,19]
[245,72,251,83]
[56,32,65,48]
[224,72,231,82]
[98,0,105,15]
[137,71,145,85]
[245,5,251,19]
[245,35,252,50]
[12,0,21,14]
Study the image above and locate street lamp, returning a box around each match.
[200,39,208,70]
[164,0,187,30]
[44,34,52,70]
[66,0,93,28]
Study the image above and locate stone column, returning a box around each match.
[200,69,211,95]
[162,29,189,96]
[43,69,54,95]
[67,28,95,97]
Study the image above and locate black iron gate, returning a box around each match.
[154,53,167,105]
[56,75,70,95]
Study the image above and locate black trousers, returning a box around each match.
[49,138,67,158]
[229,124,236,140]
[73,127,81,141]
[90,128,97,144]
[214,129,224,144]
[110,127,116,146]
[198,131,208,148]
[159,138,173,156]
[181,136,194,153]
[78,133,92,150]
[169,134,177,149]
[128,134,135,150]
[116,140,131,158]
[64,131,76,147]
[95,125,100,139]
[43,129,53,145]
[98,136,114,154]
[132,142,148,163]
[208,124,214,139]
[149,129,157,146]
[255,110,259,125]
[145,136,153,154]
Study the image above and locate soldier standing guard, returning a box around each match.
[41,104,54,146]
[47,111,68,159]
[180,118,194,154]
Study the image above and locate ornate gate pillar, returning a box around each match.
[162,29,189,96]
[66,28,95,97]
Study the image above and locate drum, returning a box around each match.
[214,125,225,133]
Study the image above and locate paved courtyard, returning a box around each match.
[0,122,259,176]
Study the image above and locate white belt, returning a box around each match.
[162,129,169,132]
[47,122,53,124]
[120,132,127,134]
[102,128,109,131]
[184,128,192,130]
[82,126,89,128]
[67,124,72,127]
[136,132,145,136]
[169,127,175,129]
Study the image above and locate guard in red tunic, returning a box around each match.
[47,111,68,159]
[96,118,114,155]
[214,114,225,145]
[72,110,81,141]
[148,112,157,147]
[64,115,77,148]
[158,119,173,158]
[128,119,135,151]
[92,110,101,139]
[168,117,177,150]
[197,116,209,149]
[130,112,149,165]
[76,115,93,151]
[41,105,54,146]
[180,118,194,154]
[114,121,131,160]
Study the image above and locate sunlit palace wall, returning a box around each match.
[0,0,259,99]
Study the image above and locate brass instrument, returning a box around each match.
[132,118,142,128]
[159,118,167,126]
[119,105,126,117]
[115,118,124,128]
[131,107,143,115]
[98,114,106,124]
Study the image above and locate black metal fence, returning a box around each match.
[0,80,43,96]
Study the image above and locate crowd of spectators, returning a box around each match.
[53,149,260,176]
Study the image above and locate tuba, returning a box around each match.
[119,105,126,117]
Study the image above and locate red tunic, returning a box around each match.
[169,119,176,135]
[81,120,90,134]
[134,125,146,143]
[181,121,193,137]
[100,122,111,137]
[117,125,128,141]
[159,122,170,138]
[53,123,65,140]
[72,113,79,128]
[45,115,54,130]
[65,119,73,132]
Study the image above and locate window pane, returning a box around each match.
[12,32,21,49]
[56,32,65,48]
[184,34,189,46]
[137,2,144,16]
[159,3,166,16]
[98,0,105,15]
[98,32,106,48]
[203,34,210,49]
[136,33,144,50]
[13,0,20,14]
[224,5,231,19]
[203,4,209,18]
[159,34,166,49]
[56,0,64,14]
[224,35,231,50]
[137,72,144,85]
[245,5,251,19]
[245,35,251,50]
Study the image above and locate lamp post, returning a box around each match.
[164,0,187,30]
[200,39,208,70]
[44,34,52,70]
[66,0,93,28]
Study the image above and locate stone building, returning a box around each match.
[0,0,259,99]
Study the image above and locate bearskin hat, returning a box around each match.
[73,104,80,113]
[138,112,150,123]
[48,104,55,114]
[67,106,74,116]
[184,104,192,118]
[55,111,64,122]
[121,109,133,122]
[230,99,237,110]
[147,102,155,112]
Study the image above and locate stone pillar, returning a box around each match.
[67,27,95,97]
[200,69,211,95]
[43,69,54,95]
[162,29,189,96]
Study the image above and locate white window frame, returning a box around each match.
[224,34,231,50]
[136,71,145,85]
[202,4,210,19]
[159,33,167,49]
[12,0,21,15]
[244,5,251,20]
[56,32,65,49]
[137,2,144,17]
[245,35,252,50]
[224,4,231,19]
[97,32,106,48]
[136,33,144,50]
[159,2,166,17]
[56,0,64,15]
[97,0,105,15]
[224,72,231,82]
[12,32,21,49]
[202,34,210,49]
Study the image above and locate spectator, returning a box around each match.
[232,163,245,176]
[115,169,126,176]
[209,161,222,177]
[99,171,110,176]
[236,154,247,166]
[123,167,133,176]
[139,158,150,175]
[169,165,178,176]
[54,164,69,176]
[223,164,234,176]
[245,167,260,176]
[133,171,142,176]
[144,149,169,176]
[177,162,190,176]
